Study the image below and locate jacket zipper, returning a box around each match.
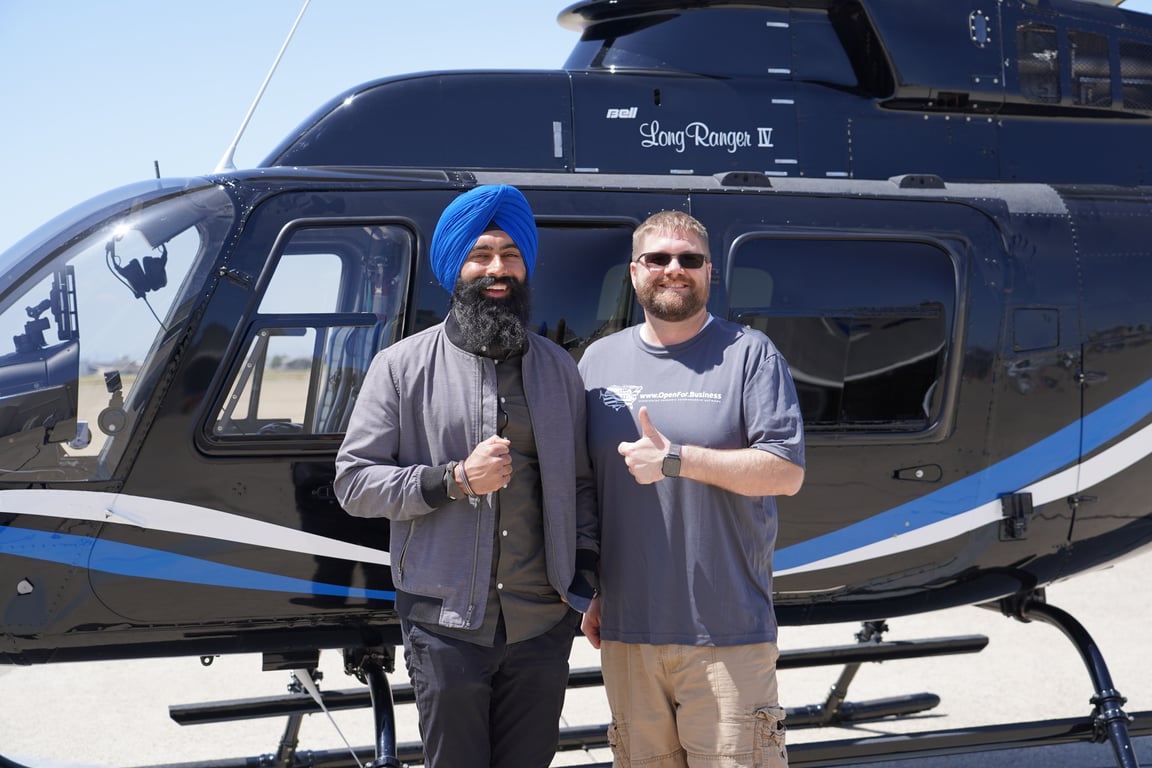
[463,353,488,625]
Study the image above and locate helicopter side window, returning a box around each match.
[532,224,636,361]
[728,238,955,433]
[1069,30,1111,108]
[1018,24,1061,104]
[1120,39,1152,111]
[213,224,412,440]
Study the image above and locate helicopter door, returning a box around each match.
[689,191,1027,597]
[701,222,958,591]
[88,214,418,623]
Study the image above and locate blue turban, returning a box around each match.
[429,184,538,292]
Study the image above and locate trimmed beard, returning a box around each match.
[451,275,532,354]
[635,278,707,323]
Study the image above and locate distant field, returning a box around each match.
[73,368,314,455]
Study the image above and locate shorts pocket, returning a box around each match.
[753,705,787,768]
[608,720,631,767]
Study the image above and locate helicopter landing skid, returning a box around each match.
[787,591,1151,767]
[147,599,1143,767]
[1004,589,1144,768]
[781,619,988,727]
[159,624,990,767]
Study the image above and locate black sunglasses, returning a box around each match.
[636,251,708,269]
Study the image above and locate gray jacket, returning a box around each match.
[334,320,598,630]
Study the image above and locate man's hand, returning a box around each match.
[617,406,669,485]
[460,435,513,494]
[617,410,807,497]
[581,595,602,649]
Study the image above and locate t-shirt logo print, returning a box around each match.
[602,385,643,411]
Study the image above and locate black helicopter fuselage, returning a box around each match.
[3,0,1152,666]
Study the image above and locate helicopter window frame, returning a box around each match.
[1068,29,1112,108]
[205,220,414,450]
[1119,38,1152,111]
[725,233,958,440]
[1017,22,1062,105]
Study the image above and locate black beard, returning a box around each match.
[451,276,532,355]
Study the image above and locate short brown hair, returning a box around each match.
[632,210,710,261]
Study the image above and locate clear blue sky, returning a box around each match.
[0,1,579,253]
[2,0,1152,255]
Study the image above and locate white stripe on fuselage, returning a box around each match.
[0,489,390,565]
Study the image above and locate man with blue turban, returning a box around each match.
[336,184,599,768]
[430,183,539,293]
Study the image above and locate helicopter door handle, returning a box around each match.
[894,464,942,482]
[311,484,339,502]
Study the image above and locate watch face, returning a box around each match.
[662,445,682,477]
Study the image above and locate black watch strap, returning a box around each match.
[444,461,461,500]
[661,443,682,478]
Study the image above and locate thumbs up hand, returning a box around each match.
[617,406,671,485]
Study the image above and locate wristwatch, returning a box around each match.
[661,443,682,478]
[444,461,462,500]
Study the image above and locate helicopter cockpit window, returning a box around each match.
[1120,39,1152,111]
[1018,24,1061,104]
[729,238,955,433]
[0,184,233,481]
[212,224,412,440]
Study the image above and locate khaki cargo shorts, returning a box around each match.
[601,640,787,767]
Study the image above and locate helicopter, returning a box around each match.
[4,0,1152,766]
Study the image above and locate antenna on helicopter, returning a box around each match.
[213,0,312,174]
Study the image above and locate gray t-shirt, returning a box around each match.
[579,317,805,646]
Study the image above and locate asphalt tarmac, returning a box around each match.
[2,549,1150,768]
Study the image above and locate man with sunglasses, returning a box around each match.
[579,210,806,768]
[335,184,598,768]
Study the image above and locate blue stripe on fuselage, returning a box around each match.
[0,527,396,602]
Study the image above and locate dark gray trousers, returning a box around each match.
[401,610,578,768]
